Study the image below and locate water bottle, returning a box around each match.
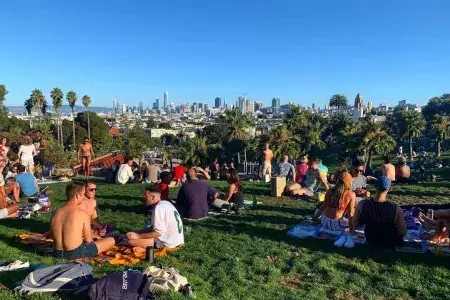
[146,246,154,263]
[252,195,257,209]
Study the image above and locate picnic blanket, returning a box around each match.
[288,208,449,255]
[14,233,182,265]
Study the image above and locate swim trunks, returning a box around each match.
[52,242,98,260]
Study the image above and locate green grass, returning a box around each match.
[1,178,450,299]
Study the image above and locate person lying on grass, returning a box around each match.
[285,157,329,197]
[418,209,450,243]
[125,186,184,249]
[353,176,407,248]
[51,182,116,260]
[312,172,356,231]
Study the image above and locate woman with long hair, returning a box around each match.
[221,168,244,208]
[312,172,356,231]
[18,136,36,173]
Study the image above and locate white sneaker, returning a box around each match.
[344,236,355,248]
[334,235,347,247]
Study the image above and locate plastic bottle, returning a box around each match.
[146,246,154,263]
[252,195,257,209]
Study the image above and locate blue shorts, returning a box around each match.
[52,242,98,260]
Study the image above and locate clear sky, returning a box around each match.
[2,0,450,108]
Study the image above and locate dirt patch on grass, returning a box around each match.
[279,273,303,290]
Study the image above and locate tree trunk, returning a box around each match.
[87,109,91,140]
[409,137,413,161]
[367,147,373,168]
[437,140,441,158]
[72,108,76,151]
[60,113,64,148]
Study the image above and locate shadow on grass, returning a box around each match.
[255,204,315,216]
[191,220,450,269]
[0,218,49,234]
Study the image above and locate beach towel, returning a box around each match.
[14,233,183,265]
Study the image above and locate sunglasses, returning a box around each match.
[88,188,97,192]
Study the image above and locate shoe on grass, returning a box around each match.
[344,236,355,248]
[334,235,347,247]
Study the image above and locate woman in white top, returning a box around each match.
[18,136,36,173]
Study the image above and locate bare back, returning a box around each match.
[381,163,396,181]
[80,143,92,156]
[263,149,273,163]
[51,205,91,251]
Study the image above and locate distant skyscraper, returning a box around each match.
[153,98,160,110]
[112,99,117,115]
[214,97,222,108]
[139,102,144,113]
[246,101,255,113]
[254,101,263,111]
[122,104,127,114]
[164,91,168,108]
[192,102,198,113]
[354,93,363,109]
[238,96,247,114]
[271,97,280,113]
[199,103,204,112]
[312,103,316,110]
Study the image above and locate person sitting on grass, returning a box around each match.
[80,181,112,239]
[0,171,19,219]
[170,162,186,187]
[351,160,370,202]
[330,158,347,183]
[176,166,217,219]
[116,158,137,184]
[126,186,184,249]
[51,182,116,260]
[352,176,407,248]
[379,156,396,182]
[285,157,329,197]
[276,155,296,182]
[0,163,20,203]
[215,168,244,209]
[156,171,171,200]
[312,172,356,231]
[15,165,39,197]
[395,157,414,184]
[418,209,450,243]
[295,156,309,183]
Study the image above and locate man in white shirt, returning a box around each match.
[126,186,184,249]
[115,158,135,184]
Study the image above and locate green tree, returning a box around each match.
[268,125,300,159]
[178,137,208,165]
[401,110,426,160]
[126,127,151,164]
[219,109,255,141]
[50,87,64,146]
[431,115,450,157]
[329,94,348,112]
[362,124,397,167]
[0,84,8,114]
[422,94,450,121]
[30,89,45,124]
[158,122,172,129]
[146,119,157,128]
[326,112,353,141]
[66,90,78,150]
[81,95,92,139]
[24,99,33,115]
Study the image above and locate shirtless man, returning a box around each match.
[379,156,395,182]
[78,137,95,178]
[51,182,115,260]
[261,143,274,178]
[80,181,109,239]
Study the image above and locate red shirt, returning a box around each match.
[172,166,186,180]
[157,182,170,200]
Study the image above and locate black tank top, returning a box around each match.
[360,199,403,247]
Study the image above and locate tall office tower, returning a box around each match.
[246,101,255,113]
[154,98,160,110]
[312,103,316,110]
[112,99,117,115]
[122,104,127,114]
[199,103,204,112]
[192,102,198,113]
[254,101,264,111]
[238,96,247,114]
[214,97,222,108]
[271,97,280,113]
[139,102,144,113]
[164,91,168,108]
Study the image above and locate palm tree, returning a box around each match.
[362,126,397,167]
[82,95,92,140]
[402,111,426,161]
[24,99,33,115]
[268,125,300,159]
[66,91,78,150]
[50,87,64,146]
[220,110,255,141]
[178,137,208,165]
[431,115,450,157]
[329,94,348,112]
[303,122,327,151]
[30,89,45,124]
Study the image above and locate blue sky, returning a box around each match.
[1,0,449,108]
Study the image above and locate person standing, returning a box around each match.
[33,131,47,169]
[261,143,274,178]
[78,137,95,178]
[18,136,36,173]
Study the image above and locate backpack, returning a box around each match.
[89,270,153,300]
[17,262,94,295]
[143,265,189,292]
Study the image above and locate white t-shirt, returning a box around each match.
[116,164,134,184]
[152,201,184,248]
[19,144,36,159]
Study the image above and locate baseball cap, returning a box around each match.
[376,175,391,190]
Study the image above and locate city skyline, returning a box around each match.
[2,1,450,108]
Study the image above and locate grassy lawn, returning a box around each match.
[0,177,450,299]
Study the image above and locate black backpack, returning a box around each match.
[89,270,154,300]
